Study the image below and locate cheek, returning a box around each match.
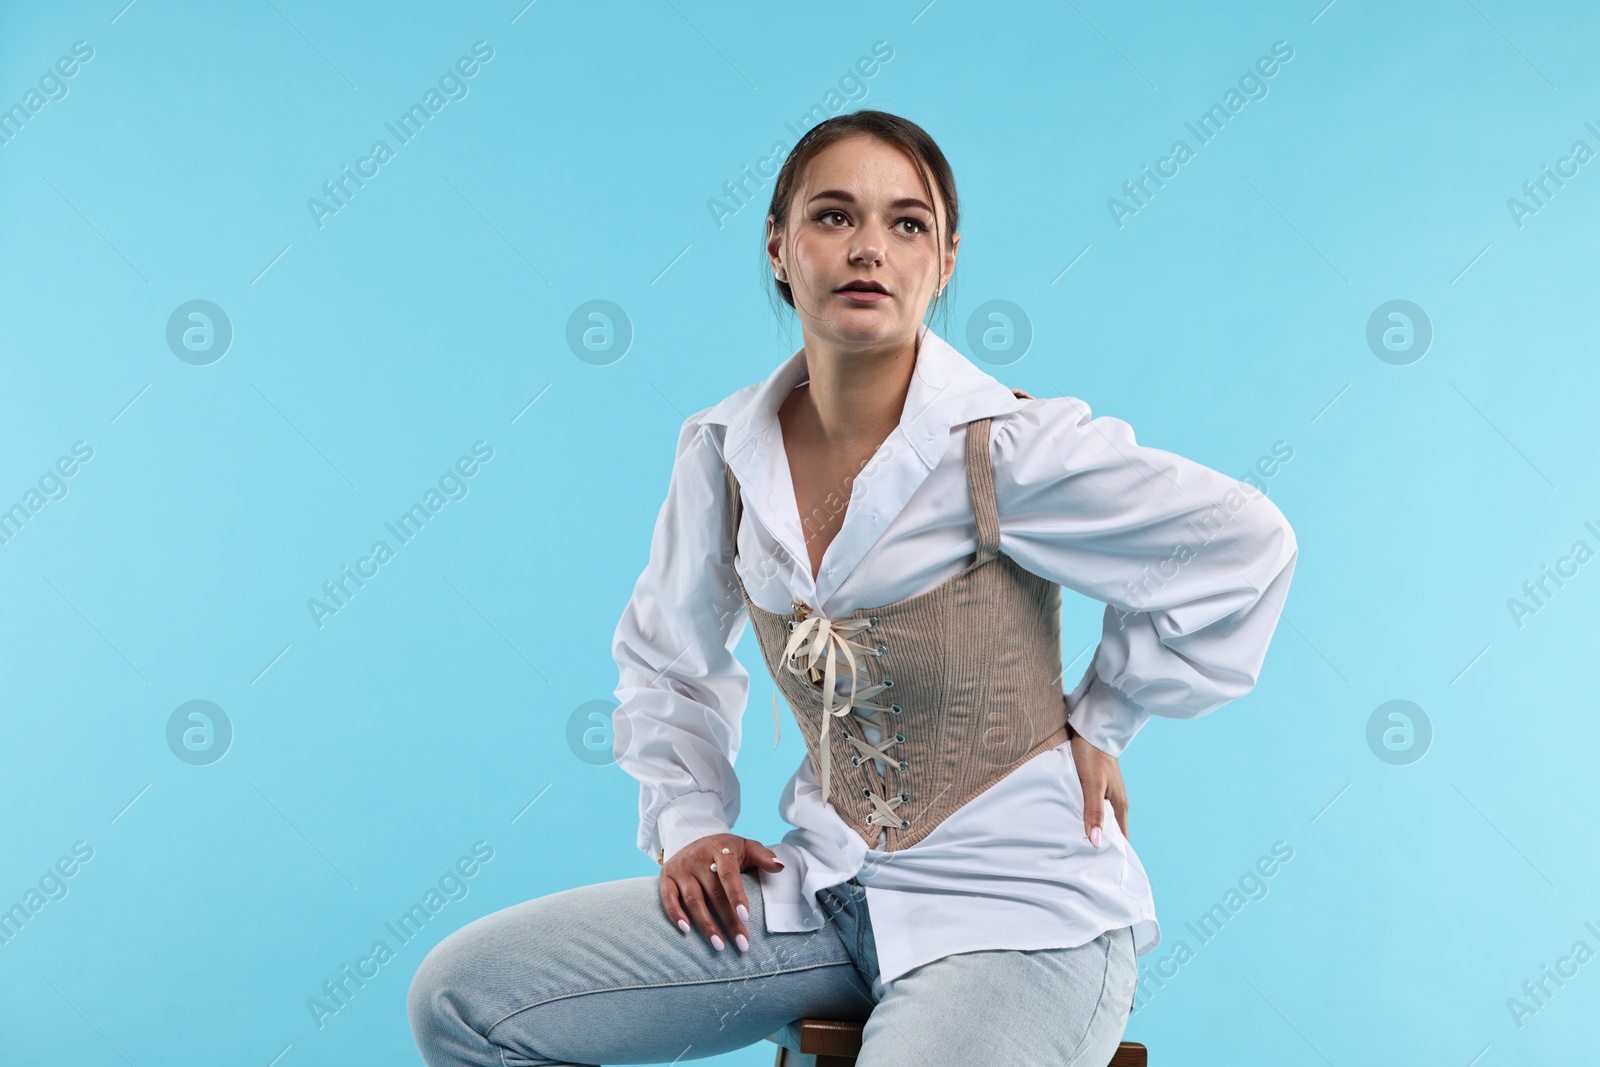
[790,232,840,272]
[904,247,941,280]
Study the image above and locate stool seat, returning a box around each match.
[767,1017,1148,1065]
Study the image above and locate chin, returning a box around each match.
[825,320,902,345]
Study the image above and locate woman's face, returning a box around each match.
[769,134,957,350]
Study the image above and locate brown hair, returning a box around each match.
[764,109,959,333]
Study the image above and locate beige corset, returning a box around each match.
[725,409,1071,852]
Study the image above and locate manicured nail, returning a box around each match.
[677,919,691,934]
[1090,826,1102,848]
[736,903,749,923]
[736,933,750,953]
[711,934,726,951]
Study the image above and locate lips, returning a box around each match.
[836,280,888,294]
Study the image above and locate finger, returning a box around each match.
[713,850,752,948]
[699,862,745,949]
[1111,790,1131,841]
[658,874,693,935]
[749,842,785,871]
[1080,775,1105,845]
[674,873,728,951]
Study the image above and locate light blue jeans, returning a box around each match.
[407,871,1137,1066]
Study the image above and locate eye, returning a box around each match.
[898,217,930,235]
[814,209,849,226]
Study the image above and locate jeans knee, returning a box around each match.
[407,929,472,1049]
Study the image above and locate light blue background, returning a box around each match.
[2,1,1597,1064]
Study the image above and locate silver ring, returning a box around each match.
[721,847,731,855]
[710,862,718,873]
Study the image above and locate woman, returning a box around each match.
[408,109,1297,1066]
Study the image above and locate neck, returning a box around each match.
[795,328,921,448]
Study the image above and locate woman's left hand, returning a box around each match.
[1069,724,1129,848]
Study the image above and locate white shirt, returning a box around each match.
[611,323,1298,987]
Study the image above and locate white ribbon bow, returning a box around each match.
[779,614,882,806]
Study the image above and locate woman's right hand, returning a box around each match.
[659,833,784,953]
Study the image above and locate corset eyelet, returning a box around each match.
[868,616,879,628]
[889,703,902,714]
[897,759,909,772]
[862,787,873,798]
[786,620,795,632]
[894,732,906,743]
[874,644,887,658]
[881,678,894,689]
[849,755,861,766]
[865,813,875,825]
[899,791,911,802]
[899,819,911,830]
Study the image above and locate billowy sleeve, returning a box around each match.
[611,413,750,861]
[991,395,1298,758]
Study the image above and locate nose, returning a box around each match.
[850,223,886,267]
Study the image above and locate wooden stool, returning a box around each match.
[768,1018,1148,1065]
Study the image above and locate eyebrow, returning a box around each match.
[805,189,935,214]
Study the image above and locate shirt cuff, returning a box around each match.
[1066,675,1152,759]
[655,791,732,861]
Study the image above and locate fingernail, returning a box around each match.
[1090,826,1102,848]
[711,934,726,951]
[736,903,749,923]
[677,919,691,934]
[736,933,750,952]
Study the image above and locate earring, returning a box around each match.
[776,269,787,282]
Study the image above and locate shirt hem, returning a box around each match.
[876,913,1161,987]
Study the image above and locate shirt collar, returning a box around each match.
[711,323,1027,469]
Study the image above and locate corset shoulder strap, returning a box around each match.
[964,417,1002,562]
[964,387,1031,561]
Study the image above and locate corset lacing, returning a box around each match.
[780,614,907,825]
